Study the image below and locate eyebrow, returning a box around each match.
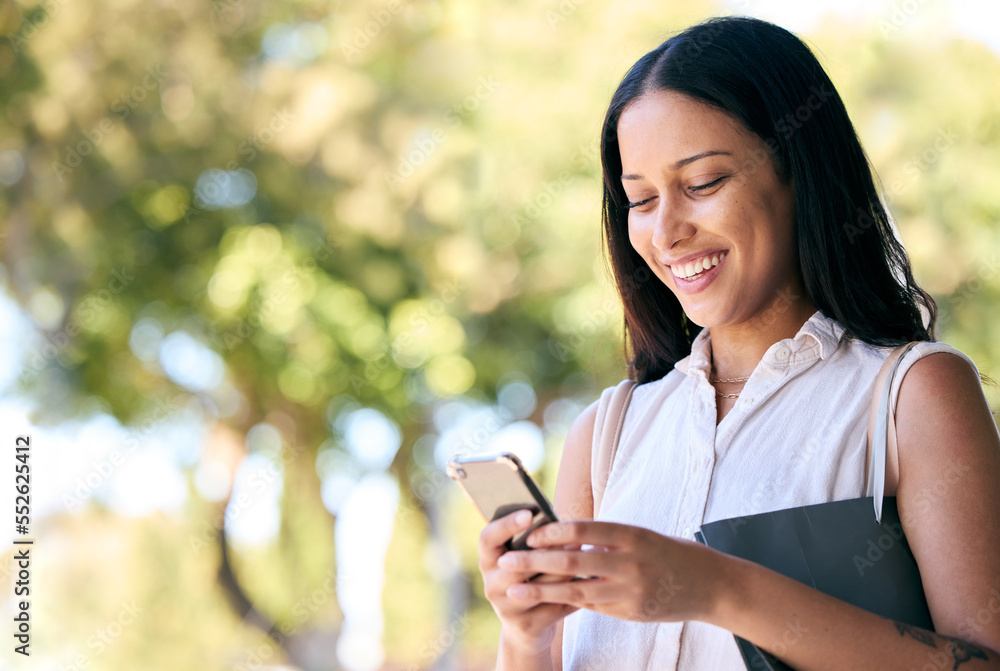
[621,150,733,180]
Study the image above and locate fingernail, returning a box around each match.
[497,554,514,568]
[516,509,533,525]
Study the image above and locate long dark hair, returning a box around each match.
[600,16,936,383]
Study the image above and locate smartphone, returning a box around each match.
[447,451,558,552]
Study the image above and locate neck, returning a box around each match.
[708,292,818,379]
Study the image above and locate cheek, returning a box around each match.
[758,183,797,251]
[759,211,797,270]
[626,218,646,254]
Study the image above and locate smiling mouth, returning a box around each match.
[670,251,727,280]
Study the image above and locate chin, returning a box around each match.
[678,307,714,329]
[679,303,739,330]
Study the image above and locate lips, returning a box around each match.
[667,250,728,295]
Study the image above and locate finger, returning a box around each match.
[506,576,614,605]
[525,520,633,549]
[559,543,585,551]
[513,575,684,612]
[484,570,546,606]
[528,572,575,584]
[479,509,535,568]
[486,566,544,595]
[508,576,658,608]
[497,549,620,577]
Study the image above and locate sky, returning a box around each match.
[728,0,1000,55]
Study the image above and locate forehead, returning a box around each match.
[617,89,753,165]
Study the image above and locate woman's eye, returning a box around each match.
[625,176,727,208]
[626,197,654,209]
[689,176,728,193]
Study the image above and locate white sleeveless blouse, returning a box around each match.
[561,310,980,670]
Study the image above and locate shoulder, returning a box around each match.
[895,343,983,421]
[895,344,992,468]
[899,341,981,383]
[899,343,981,390]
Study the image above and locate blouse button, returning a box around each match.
[775,345,791,361]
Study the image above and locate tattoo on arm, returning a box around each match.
[893,621,936,647]
[893,621,990,669]
[947,638,990,669]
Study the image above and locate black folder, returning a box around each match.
[695,496,933,670]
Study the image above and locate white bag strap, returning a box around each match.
[591,379,638,516]
[866,341,919,523]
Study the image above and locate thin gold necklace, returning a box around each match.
[710,375,749,399]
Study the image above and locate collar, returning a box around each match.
[674,310,846,377]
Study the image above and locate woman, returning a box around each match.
[477,16,1000,671]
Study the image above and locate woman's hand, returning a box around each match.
[495,520,731,624]
[479,509,580,656]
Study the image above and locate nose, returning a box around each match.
[650,196,696,257]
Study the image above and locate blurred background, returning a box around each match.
[0,0,998,668]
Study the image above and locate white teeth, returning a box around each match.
[672,252,726,279]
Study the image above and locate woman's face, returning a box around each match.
[618,89,801,329]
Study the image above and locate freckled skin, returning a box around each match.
[618,89,807,332]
